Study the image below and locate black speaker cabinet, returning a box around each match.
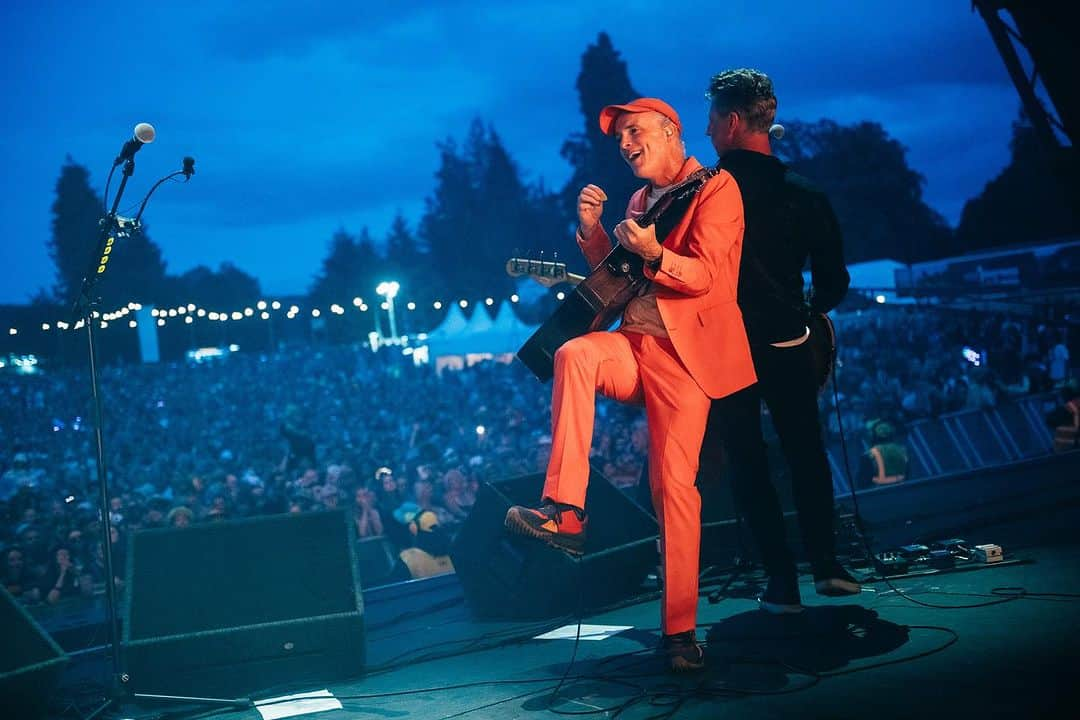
[451,468,659,619]
[122,510,365,697]
[0,584,68,720]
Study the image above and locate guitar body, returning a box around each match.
[807,311,837,392]
[517,246,647,382]
[516,168,717,382]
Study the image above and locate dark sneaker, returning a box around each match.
[813,562,862,597]
[504,502,587,556]
[660,630,705,672]
[759,573,804,615]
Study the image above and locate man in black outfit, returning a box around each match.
[701,68,859,613]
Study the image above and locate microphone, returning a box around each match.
[182,156,195,178]
[114,123,156,165]
[769,123,785,140]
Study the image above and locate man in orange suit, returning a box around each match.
[505,98,756,671]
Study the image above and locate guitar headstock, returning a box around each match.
[505,257,569,288]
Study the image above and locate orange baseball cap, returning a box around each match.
[598,97,682,136]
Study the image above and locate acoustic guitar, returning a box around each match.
[509,257,838,392]
[513,167,717,382]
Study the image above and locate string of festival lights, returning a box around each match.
[4,290,567,339]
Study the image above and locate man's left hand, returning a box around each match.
[614,220,661,262]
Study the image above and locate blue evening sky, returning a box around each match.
[0,1,1018,303]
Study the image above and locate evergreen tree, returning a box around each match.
[420,121,566,302]
[776,119,953,264]
[47,156,168,308]
[560,33,642,236]
[421,136,481,299]
[955,110,1079,253]
[309,226,378,305]
[48,158,107,305]
[383,212,423,292]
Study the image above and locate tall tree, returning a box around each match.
[47,156,167,308]
[421,133,482,300]
[383,212,426,294]
[420,121,565,302]
[560,33,642,239]
[776,119,953,264]
[309,226,379,305]
[955,110,1079,253]
[48,158,108,305]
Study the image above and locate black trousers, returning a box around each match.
[700,340,836,577]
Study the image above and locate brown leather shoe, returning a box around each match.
[661,630,705,672]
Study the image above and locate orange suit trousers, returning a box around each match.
[542,330,711,635]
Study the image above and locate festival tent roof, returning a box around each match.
[425,303,468,339]
[425,301,537,358]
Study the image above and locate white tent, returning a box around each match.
[425,302,538,369]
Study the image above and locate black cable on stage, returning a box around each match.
[544,546,587,712]
[158,621,958,720]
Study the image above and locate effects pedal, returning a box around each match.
[932,538,968,553]
[898,544,929,559]
[874,551,909,576]
[926,549,955,569]
[974,544,1003,563]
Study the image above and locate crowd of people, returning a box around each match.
[1,304,1073,610]
[822,306,1073,438]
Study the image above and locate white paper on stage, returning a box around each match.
[533,624,633,641]
[254,689,342,720]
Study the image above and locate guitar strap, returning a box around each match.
[641,167,719,246]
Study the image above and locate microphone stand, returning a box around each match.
[72,156,248,720]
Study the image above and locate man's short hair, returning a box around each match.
[706,68,777,133]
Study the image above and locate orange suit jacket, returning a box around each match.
[577,156,757,399]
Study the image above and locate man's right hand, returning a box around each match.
[577,184,608,238]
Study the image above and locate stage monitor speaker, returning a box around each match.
[451,467,658,619]
[123,510,365,697]
[0,584,69,720]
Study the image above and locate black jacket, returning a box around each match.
[719,149,849,346]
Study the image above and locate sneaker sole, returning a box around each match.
[504,508,585,556]
[814,578,862,596]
